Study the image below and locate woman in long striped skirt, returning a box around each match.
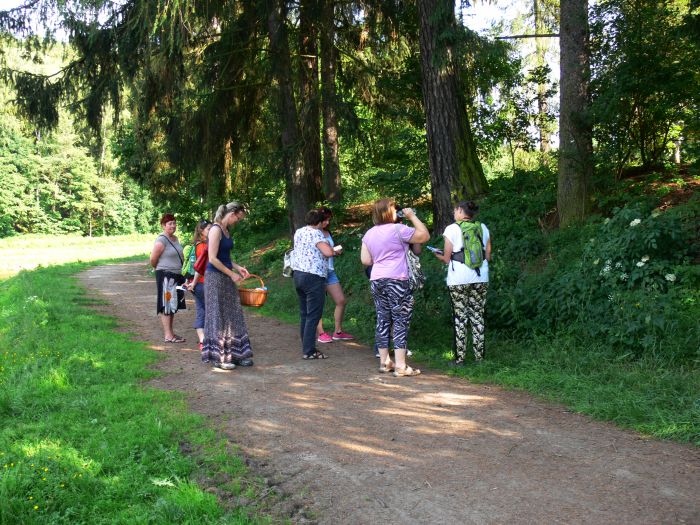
[202,202,254,371]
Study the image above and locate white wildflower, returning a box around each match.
[636,261,645,267]
[630,218,641,227]
[665,273,676,282]
[607,294,614,302]
[593,259,600,265]
[641,255,650,262]
[615,262,622,268]
[620,273,628,281]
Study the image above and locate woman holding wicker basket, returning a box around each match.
[202,201,254,371]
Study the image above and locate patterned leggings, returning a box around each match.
[370,279,414,350]
[448,283,488,361]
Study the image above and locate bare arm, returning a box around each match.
[434,237,454,264]
[485,237,492,262]
[403,208,429,244]
[316,240,334,257]
[149,240,165,268]
[360,243,373,266]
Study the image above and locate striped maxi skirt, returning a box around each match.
[201,270,253,364]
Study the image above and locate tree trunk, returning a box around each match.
[320,0,341,203]
[267,0,309,232]
[557,0,593,227]
[535,0,551,153]
[299,0,323,206]
[417,0,488,234]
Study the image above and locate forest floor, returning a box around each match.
[80,262,700,525]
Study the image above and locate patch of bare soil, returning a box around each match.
[80,262,699,525]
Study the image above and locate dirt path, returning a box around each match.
[80,262,699,524]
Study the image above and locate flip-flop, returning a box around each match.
[302,351,327,360]
[165,336,186,343]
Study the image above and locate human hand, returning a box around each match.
[333,245,343,256]
[231,273,243,283]
[401,207,415,219]
[238,266,250,279]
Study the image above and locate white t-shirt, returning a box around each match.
[443,222,490,285]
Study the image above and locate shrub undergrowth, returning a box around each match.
[245,169,699,444]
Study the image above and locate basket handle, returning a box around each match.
[240,273,265,289]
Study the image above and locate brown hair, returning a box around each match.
[305,209,325,226]
[160,213,176,226]
[192,219,211,243]
[455,200,479,218]
[371,199,396,225]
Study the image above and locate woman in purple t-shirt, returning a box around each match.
[360,199,429,377]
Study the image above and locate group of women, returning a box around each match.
[291,198,491,375]
[150,197,492,376]
[150,202,253,371]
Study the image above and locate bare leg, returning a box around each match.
[378,347,392,369]
[394,348,407,370]
[326,283,347,333]
[160,314,175,340]
[196,328,204,343]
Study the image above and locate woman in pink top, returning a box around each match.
[360,199,429,377]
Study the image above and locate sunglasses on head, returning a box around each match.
[198,219,211,228]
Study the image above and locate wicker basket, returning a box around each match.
[238,274,267,307]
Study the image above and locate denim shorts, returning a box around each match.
[326,269,340,286]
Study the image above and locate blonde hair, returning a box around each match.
[371,198,396,225]
[214,201,247,223]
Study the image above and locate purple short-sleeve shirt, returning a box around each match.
[362,223,415,280]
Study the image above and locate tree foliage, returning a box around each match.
[590,0,700,174]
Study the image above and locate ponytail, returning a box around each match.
[214,201,247,223]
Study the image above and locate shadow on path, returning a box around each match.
[80,262,700,525]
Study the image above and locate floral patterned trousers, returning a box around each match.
[448,283,488,362]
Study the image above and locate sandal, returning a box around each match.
[393,366,421,377]
[164,335,186,343]
[303,351,328,360]
[378,360,395,373]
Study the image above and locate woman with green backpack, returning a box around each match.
[432,201,492,364]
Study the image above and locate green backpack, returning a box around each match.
[181,243,197,277]
[452,220,485,275]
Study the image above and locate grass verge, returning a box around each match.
[0,261,273,524]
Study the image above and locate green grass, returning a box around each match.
[0,261,273,524]
[0,234,154,279]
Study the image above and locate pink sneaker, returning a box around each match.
[317,332,333,344]
[332,331,354,341]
